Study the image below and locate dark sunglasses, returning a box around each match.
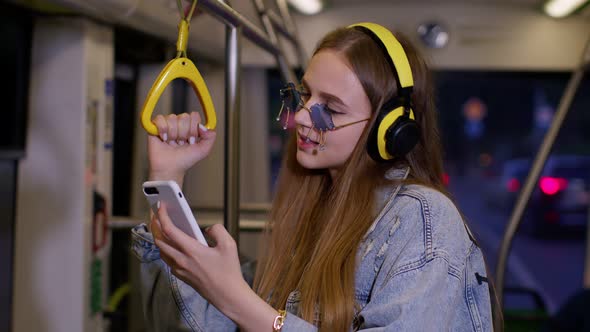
[277,82,368,132]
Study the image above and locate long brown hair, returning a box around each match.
[254,26,450,331]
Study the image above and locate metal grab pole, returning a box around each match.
[495,35,590,306]
[276,0,308,69]
[223,1,242,244]
[585,205,590,288]
[199,0,280,56]
[266,10,297,44]
[197,0,305,242]
[584,38,590,290]
[252,0,298,83]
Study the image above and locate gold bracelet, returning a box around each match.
[272,309,286,331]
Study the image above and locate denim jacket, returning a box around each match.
[131,169,494,331]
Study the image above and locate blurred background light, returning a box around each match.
[287,0,324,15]
[544,0,589,18]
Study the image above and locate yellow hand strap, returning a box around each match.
[140,0,217,135]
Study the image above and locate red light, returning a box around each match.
[507,178,520,192]
[539,177,568,195]
[442,173,450,186]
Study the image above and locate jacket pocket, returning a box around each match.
[465,244,493,332]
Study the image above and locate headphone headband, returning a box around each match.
[348,22,414,89]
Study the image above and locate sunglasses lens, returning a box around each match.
[280,84,303,113]
[310,104,335,131]
[278,84,339,131]
[277,83,302,130]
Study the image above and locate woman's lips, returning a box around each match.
[297,133,319,149]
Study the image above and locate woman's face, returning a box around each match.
[294,50,372,176]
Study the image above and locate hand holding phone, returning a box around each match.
[143,180,208,247]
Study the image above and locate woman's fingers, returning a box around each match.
[153,113,179,143]
[153,115,169,142]
[156,203,205,254]
[189,112,201,144]
[193,124,217,156]
[153,112,205,146]
[166,114,179,142]
[154,234,188,276]
[150,204,246,311]
[206,224,236,252]
[150,206,195,275]
[150,212,169,242]
[176,113,191,145]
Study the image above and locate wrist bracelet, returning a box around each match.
[272,309,286,331]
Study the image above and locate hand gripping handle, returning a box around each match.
[140,57,217,135]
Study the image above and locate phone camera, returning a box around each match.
[144,187,159,195]
[178,192,183,198]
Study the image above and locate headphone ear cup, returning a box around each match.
[366,108,391,163]
[367,127,383,163]
[367,105,419,163]
[385,112,420,158]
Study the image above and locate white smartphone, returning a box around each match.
[142,180,208,247]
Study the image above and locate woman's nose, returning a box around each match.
[293,103,312,128]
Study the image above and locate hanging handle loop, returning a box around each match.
[140,0,217,135]
[176,19,189,58]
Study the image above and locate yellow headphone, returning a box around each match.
[349,22,420,162]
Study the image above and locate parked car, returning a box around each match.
[484,157,531,212]
[490,155,590,236]
[528,155,590,236]
[500,158,532,211]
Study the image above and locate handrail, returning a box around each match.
[495,34,590,307]
[584,37,590,290]
[197,0,279,56]
[251,0,298,83]
[585,206,590,288]
[276,0,308,68]
[190,0,305,244]
[224,6,242,245]
[266,9,296,44]
[193,203,272,213]
[109,216,266,230]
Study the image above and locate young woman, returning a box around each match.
[132,22,497,331]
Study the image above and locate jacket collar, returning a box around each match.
[364,166,410,239]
